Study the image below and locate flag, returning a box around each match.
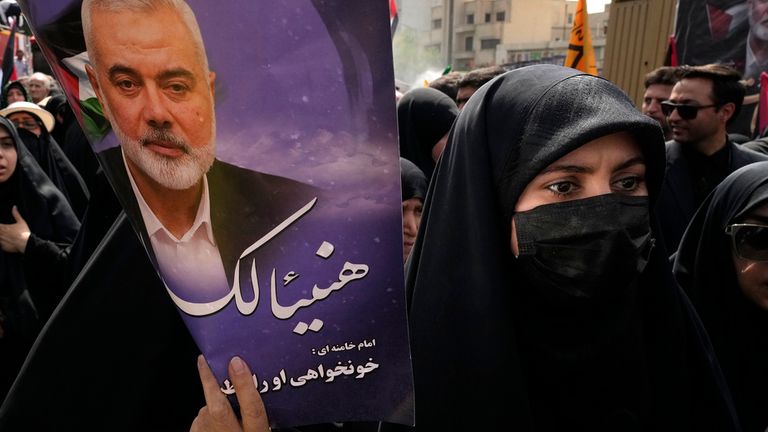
[564,0,597,75]
[758,72,768,137]
[389,0,398,38]
[1,18,16,89]
[664,34,678,67]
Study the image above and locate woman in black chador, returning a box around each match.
[674,161,768,432]
[403,64,741,431]
[0,116,79,399]
[397,87,458,180]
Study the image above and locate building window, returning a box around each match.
[465,36,474,51]
[485,13,491,23]
[496,11,506,22]
[567,13,573,24]
[432,19,442,29]
[480,38,500,50]
[466,13,474,24]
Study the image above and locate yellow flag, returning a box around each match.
[564,0,597,75]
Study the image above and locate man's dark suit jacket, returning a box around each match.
[101,146,322,286]
[656,139,768,254]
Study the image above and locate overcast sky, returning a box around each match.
[586,0,611,13]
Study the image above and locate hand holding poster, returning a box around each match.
[16,0,414,428]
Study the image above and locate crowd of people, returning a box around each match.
[391,62,768,431]
[0,69,105,399]
[1,2,768,431]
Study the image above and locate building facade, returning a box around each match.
[425,0,609,73]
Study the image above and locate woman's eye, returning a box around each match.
[546,181,574,196]
[615,176,641,191]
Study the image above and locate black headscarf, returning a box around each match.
[404,65,739,430]
[673,161,768,432]
[400,157,427,202]
[397,87,458,180]
[42,93,101,194]
[1,81,27,108]
[0,116,80,399]
[16,116,89,220]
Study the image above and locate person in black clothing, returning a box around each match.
[2,81,27,108]
[656,64,768,253]
[0,116,80,400]
[397,87,458,180]
[673,161,768,432]
[42,94,101,195]
[0,100,90,220]
[403,64,741,430]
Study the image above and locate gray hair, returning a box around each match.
[81,0,210,72]
[28,72,52,88]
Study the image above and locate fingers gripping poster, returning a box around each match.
[18,0,414,427]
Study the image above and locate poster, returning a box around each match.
[18,0,414,427]
[674,0,759,135]
[674,1,749,74]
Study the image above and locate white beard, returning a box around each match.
[104,103,216,190]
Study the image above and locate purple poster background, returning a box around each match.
[19,0,414,427]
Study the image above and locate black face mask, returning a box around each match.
[513,194,654,301]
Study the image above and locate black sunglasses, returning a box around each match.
[660,101,718,120]
[725,223,768,261]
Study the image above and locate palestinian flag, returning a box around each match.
[390,0,398,38]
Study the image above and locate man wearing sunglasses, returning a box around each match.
[656,64,768,253]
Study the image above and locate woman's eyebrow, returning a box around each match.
[615,156,645,171]
[538,164,591,175]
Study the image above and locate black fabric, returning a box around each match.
[0,116,79,400]
[682,139,732,205]
[673,161,768,432]
[742,137,768,156]
[21,168,122,322]
[399,157,427,202]
[396,87,458,180]
[403,64,740,431]
[16,126,89,220]
[0,214,205,431]
[514,194,653,299]
[656,139,768,253]
[44,94,101,193]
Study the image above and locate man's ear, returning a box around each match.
[719,101,736,124]
[208,71,216,100]
[85,62,110,122]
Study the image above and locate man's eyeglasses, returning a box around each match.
[660,101,718,120]
[725,223,768,261]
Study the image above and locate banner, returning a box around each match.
[674,1,748,75]
[19,0,414,428]
[564,0,597,75]
[674,0,756,135]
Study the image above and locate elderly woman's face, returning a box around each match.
[5,88,25,105]
[732,202,768,310]
[0,126,17,183]
[511,132,647,255]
